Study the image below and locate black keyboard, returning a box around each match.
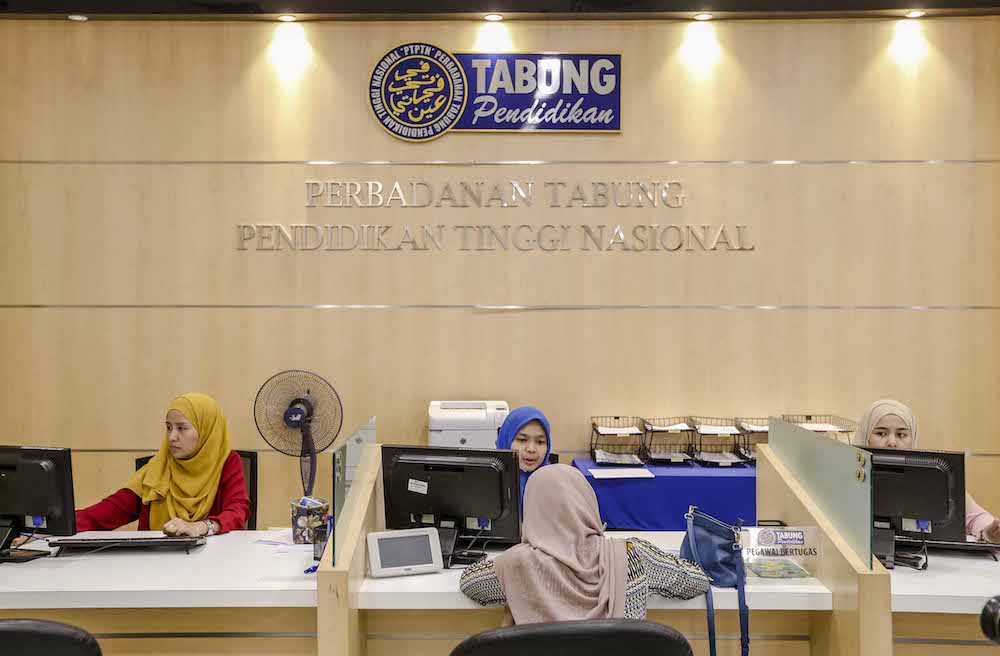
[896,536,999,553]
[49,536,206,554]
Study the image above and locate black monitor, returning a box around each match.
[0,446,77,553]
[867,447,965,568]
[382,445,521,563]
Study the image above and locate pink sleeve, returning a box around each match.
[966,493,995,539]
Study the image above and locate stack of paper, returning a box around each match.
[594,450,644,466]
[648,451,691,463]
[650,422,692,432]
[740,421,768,433]
[698,452,743,466]
[696,425,741,436]
[799,422,848,432]
[595,425,642,436]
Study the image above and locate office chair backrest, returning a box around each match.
[449,619,693,656]
[135,450,258,530]
[0,619,103,656]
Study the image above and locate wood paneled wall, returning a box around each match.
[2,16,999,519]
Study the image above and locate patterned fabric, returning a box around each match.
[460,537,710,620]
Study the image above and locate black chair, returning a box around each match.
[0,619,102,656]
[449,619,693,656]
[135,450,258,530]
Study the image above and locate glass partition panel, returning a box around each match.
[330,416,376,563]
[768,417,873,568]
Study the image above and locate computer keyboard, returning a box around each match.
[49,536,206,554]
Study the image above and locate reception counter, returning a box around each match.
[319,440,876,656]
[356,531,830,613]
[890,549,1000,654]
[0,530,319,655]
[350,529,827,656]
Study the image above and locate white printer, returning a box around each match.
[428,401,510,449]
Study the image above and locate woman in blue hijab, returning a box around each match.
[496,406,552,501]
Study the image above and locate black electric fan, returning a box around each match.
[254,370,344,498]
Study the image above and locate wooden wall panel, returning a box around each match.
[0,18,998,161]
[0,164,997,307]
[3,309,998,454]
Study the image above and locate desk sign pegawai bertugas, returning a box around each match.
[370,43,621,142]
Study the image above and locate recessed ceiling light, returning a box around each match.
[905,10,926,18]
[693,13,714,21]
[67,14,88,21]
[277,14,297,22]
[484,13,504,22]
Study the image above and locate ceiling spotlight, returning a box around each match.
[484,13,504,21]
[693,13,714,21]
[904,10,925,18]
[67,14,88,21]
[277,14,297,22]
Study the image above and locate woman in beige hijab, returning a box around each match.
[855,399,1000,543]
[459,464,709,623]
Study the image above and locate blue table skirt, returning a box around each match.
[573,458,757,531]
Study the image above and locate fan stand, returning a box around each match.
[301,421,317,498]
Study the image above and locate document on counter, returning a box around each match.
[590,467,655,479]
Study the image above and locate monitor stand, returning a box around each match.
[873,526,896,569]
[0,517,49,564]
[438,526,459,565]
[437,525,487,568]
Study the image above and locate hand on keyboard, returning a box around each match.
[163,518,211,538]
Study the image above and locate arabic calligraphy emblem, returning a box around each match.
[370,43,467,142]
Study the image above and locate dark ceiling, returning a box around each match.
[2,0,999,15]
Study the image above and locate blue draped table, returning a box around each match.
[572,457,757,530]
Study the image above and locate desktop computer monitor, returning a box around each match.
[382,445,521,556]
[0,446,76,552]
[867,446,965,543]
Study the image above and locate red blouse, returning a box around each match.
[75,451,251,534]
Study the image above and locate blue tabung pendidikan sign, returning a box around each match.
[451,53,621,132]
[369,43,621,142]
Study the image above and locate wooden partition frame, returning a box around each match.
[756,445,892,656]
[318,444,382,656]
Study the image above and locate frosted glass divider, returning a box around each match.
[768,417,873,569]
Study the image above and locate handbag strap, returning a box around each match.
[734,543,749,656]
[686,511,718,656]
[687,509,750,656]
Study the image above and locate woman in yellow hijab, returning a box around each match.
[76,393,250,536]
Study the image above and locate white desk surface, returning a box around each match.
[891,547,1000,614]
[0,531,317,609]
[358,531,831,611]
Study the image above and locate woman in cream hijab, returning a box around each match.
[75,393,250,536]
[460,464,709,623]
[856,399,1000,543]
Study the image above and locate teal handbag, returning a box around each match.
[680,505,749,656]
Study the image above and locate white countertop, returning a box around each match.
[0,531,318,609]
[357,531,832,611]
[891,548,1000,614]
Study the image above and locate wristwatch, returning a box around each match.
[204,520,217,537]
